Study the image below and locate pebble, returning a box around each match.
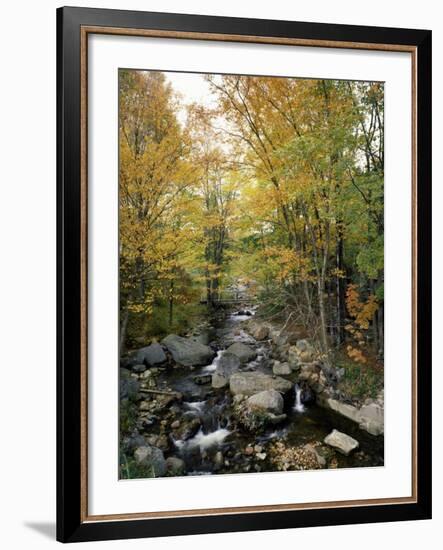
[245,446,254,455]
[171,420,180,429]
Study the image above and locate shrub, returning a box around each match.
[337,357,383,400]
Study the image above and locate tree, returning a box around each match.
[118,70,384,366]
[118,70,194,351]
[207,75,383,358]
[187,106,238,306]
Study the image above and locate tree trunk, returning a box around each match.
[120,307,129,357]
[317,277,329,353]
[169,279,174,327]
[205,267,212,305]
[377,302,384,358]
[369,279,379,353]
[303,280,313,324]
[335,227,345,346]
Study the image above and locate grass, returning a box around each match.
[335,352,384,401]
[120,396,137,433]
[119,452,156,479]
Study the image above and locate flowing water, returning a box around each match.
[155,308,384,476]
[293,383,305,413]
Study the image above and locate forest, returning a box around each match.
[119,69,384,478]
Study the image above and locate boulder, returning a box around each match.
[315,371,328,392]
[251,324,269,341]
[287,346,301,369]
[172,417,201,441]
[326,398,361,423]
[298,363,322,388]
[120,355,137,369]
[230,372,293,396]
[121,433,146,454]
[359,403,384,435]
[218,352,241,370]
[191,333,210,346]
[292,339,315,363]
[247,389,284,414]
[214,451,224,467]
[321,363,344,385]
[234,395,287,432]
[166,456,186,476]
[324,429,359,456]
[273,333,291,347]
[273,361,292,376]
[135,343,167,367]
[274,344,290,363]
[359,418,384,436]
[134,445,167,477]
[267,327,281,344]
[212,353,240,389]
[132,364,147,373]
[318,397,384,435]
[212,371,229,389]
[153,434,169,452]
[299,350,315,363]
[162,334,215,367]
[225,342,257,363]
[296,339,312,352]
[119,378,139,401]
[359,402,384,422]
[315,390,332,408]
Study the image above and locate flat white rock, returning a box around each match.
[324,429,359,456]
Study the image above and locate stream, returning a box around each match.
[152,308,384,476]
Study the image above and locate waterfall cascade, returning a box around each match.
[293,383,305,413]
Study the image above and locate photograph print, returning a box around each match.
[118,69,385,480]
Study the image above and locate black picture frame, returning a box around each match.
[57,6,432,543]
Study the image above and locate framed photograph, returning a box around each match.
[57,6,432,543]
